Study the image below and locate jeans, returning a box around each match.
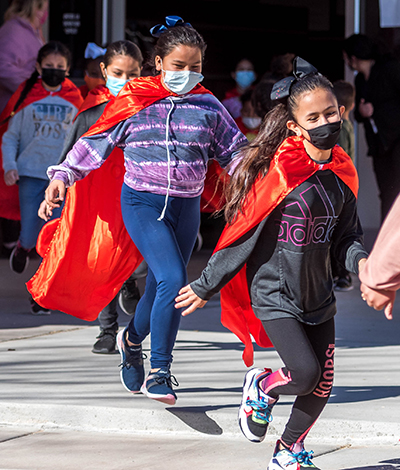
[121,184,200,369]
[18,176,62,250]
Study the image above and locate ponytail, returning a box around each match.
[224,103,291,224]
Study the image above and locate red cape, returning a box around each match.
[75,84,113,118]
[0,79,83,220]
[215,136,359,367]
[27,75,213,320]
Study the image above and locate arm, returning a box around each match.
[175,218,267,315]
[45,119,128,207]
[210,100,247,168]
[330,186,369,275]
[47,119,128,187]
[359,193,400,318]
[57,104,106,164]
[1,111,23,185]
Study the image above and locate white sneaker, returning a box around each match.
[267,440,320,470]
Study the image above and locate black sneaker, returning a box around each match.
[117,327,145,393]
[10,243,30,274]
[141,367,179,405]
[29,297,50,315]
[118,278,141,316]
[334,274,353,292]
[92,329,117,354]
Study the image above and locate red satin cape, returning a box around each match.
[27,75,213,320]
[75,84,113,118]
[0,79,83,220]
[215,136,359,367]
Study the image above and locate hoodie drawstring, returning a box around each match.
[157,96,175,221]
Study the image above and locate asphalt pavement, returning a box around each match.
[1,242,400,470]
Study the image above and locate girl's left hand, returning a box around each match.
[175,285,207,316]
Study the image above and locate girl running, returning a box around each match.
[1,41,82,312]
[31,16,246,404]
[175,57,369,469]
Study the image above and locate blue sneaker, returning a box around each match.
[238,367,277,442]
[140,368,179,405]
[268,440,321,469]
[117,328,145,393]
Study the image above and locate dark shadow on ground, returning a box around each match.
[340,459,400,470]
[166,403,236,435]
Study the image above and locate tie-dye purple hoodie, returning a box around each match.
[48,93,247,198]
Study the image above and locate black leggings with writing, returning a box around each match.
[261,317,335,448]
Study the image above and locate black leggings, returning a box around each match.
[261,317,335,447]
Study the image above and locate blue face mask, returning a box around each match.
[235,70,256,89]
[106,75,128,96]
[162,67,204,95]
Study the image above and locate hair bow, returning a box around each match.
[84,42,107,59]
[150,15,192,38]
[270,56,318,101]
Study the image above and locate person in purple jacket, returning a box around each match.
[0,0,48,114]
[44,16,247,406]
[0,0,48,257]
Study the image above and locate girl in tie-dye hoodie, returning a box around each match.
[44,17,246,405]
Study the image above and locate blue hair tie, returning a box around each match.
[150,15,192,38]
[84,42,107,59]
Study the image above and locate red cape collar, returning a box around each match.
[83,75,212,138]
[215,136,358,252]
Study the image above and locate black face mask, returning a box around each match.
[298,120,342,150]
[41,68,66,87]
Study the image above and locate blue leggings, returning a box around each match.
[121,184,200,369]
[18,176,62,250]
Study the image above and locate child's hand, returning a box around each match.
[45,179,66,208]
[4,169,19,186]
[38,199,52,221]
[360,282,396,320]
[175,284,207,316]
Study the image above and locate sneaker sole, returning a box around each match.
[238,368,265,443]
[31,309,51,315]
[117,330,141,394]
[92,347,117,354]
[140,383,177,405]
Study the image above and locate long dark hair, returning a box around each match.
[147,25,207,74]
[2,41,71,124]
[224,72,335,224]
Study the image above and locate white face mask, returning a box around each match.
[161,61,204,95]
[242,116,262,130]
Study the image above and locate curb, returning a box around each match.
[1,402,399,446]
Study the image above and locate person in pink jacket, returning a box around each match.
[359,194,400,319]
[0,0,48,114]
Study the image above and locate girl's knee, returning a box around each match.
[291,362,322,396]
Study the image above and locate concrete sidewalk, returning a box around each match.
[1,251,400,469]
